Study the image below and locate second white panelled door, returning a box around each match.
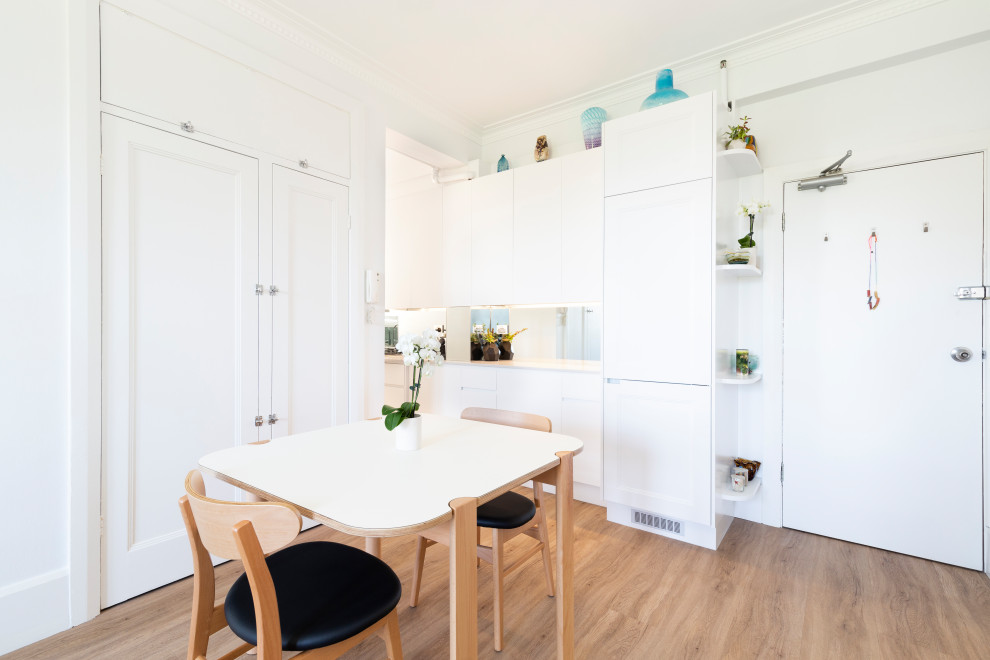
[269,166,350,437]
[604,178,712,385]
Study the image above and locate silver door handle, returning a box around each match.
[955,286,988,300]
[951,347,973,362]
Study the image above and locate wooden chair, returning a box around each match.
[179,470,403,660]
[409,407,555,651]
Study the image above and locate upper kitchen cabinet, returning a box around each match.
[442,181,472,308]
[471,170,514,305]
[101,5,350,178]
[561,148,604,302]
[513,160,562,304]
[603,92,714,197]
[386,185,443,309]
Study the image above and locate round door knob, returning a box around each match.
[951,347,973,362]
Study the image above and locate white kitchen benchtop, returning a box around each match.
[385,353,601,373]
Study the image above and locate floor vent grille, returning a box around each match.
[631,509,685,535]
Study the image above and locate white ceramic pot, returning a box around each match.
[727,139,746,150]
[394,414,423,451]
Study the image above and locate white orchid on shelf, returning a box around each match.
[737,200,770,217]
[383,329,445,430]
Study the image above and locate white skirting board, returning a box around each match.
[530,481,604,507]
[0,568,70,655]
[605,502,734,551]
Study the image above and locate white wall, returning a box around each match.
[0,0,72,653]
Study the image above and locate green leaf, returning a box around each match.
[381,404,399,415]
[399,401,420,417]
[384,410,405,431]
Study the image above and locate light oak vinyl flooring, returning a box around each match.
[6,489,990,659]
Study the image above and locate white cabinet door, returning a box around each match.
[386,185,443,309]
[561,149,604,303]
[603,92,713,197]
[513,161,562,304]
[496,369,562,431]
[102,115,259,606]
[604,179,712,385]
[269,166,349,438]
[101,5,350,177]
[561,373,603,487]
[384,362,409,408]
[604,380,710,524]
[442,181,472,307]
[470,171,513,305]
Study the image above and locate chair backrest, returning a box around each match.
[182,470,302,560]
[461,407,552,433]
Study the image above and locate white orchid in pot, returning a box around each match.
[382,329,444,450]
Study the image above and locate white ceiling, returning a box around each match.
[257,0,857,128]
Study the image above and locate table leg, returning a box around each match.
[449,497,478,659]
[554,451,575,660]
[365,537,382,558]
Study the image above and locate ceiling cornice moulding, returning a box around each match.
[213,0,485,144]
[481,0,945,144]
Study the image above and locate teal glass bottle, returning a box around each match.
[639,69,688,111]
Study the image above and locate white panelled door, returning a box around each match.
[102,115,259,606]
[604,179,712,385]
[783,153,984,569]
[269,166,349,437]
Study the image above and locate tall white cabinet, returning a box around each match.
[602,92,734,549]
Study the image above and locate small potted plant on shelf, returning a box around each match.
[498,327,528,360]
[382,329,444,450]
[722,116,752,150]
[470,330,484,361]
[726,199,770,265]
[482,328,500,362]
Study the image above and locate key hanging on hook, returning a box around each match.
[867,231,880,310]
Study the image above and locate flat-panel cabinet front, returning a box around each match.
[561,373,603,488]
[604,179,712,385]
[442,181,472,307]
[561,148,604,303]
[603,92,714,197]
[470,171,513,305]
[604,380,711,525]
[496,368,563,431]
[513,160,562,304]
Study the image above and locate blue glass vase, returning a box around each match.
[639,69,688,111]
[580,107,607,149]
[497,154,509,172]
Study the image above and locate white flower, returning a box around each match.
[403,353,417,366]
[423,329,439,340]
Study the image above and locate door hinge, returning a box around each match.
[255,284,264,296]
[781,212,786,232]
[268,285,280,296]
[780,463,784,484]
[268,413,279,425]
[254,415,264,427]
[983,350,986,360]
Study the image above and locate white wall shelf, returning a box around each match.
[719,476,762,501]
[715,372,762,385]
[717,148,762,178]
[716,262,762,277]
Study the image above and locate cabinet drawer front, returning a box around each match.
[459,366,497,391]
[384,363,408,387]
[561,373,603,402]
[604,381,711,524]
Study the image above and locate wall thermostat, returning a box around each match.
[365,270,382,304]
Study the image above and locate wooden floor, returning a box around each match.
[7,490,990,659]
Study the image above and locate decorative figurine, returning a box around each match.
[534,135,549,162]
[497,154,509,172]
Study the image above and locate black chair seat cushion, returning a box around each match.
[225,541,401,651]
[477,491,537,529]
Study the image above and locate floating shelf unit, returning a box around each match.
[717,148,762,178]
[719,476,762,501]
[715,372,762,385]
[716,262,762,277]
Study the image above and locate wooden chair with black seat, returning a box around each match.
[178,470,404,660]
[408,407,555,652]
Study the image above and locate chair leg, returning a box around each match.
[492,529,505,652]
[382,609,403,660]
[410,536,428,608]
[536,506,555,597]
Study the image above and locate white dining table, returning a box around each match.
[199,413,582,659]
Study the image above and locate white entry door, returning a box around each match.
[102,115,260,605]
[783,153,984,569]
[268,165,350,438]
